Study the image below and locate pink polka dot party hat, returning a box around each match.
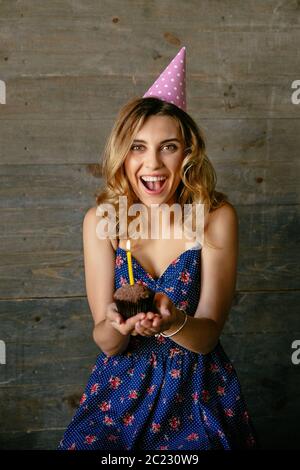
[143,46,187,111]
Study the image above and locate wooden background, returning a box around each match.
[0,0,299,449]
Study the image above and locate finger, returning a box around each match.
[152,316,163,328]
[132,312,146,321]
[135,321,146,336]
[153,313,162,320]
[142,313,162,328]
[145,312,155,320]
[135,321,151,334]
[138,328,153,337]
[146,328,160,336]
[126,312,145,329]
[107,311,122,324]
[141,318,154,328]
[110,321,122,332]
[136,321,157,337]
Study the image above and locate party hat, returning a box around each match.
[143,46,187,111]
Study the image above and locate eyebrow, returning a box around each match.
[132,138,181,144]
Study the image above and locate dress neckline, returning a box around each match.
[116,244,201,282]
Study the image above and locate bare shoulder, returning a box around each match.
[83,206,99,240]
[205,202,238,248]
[83,206,117,250]
[83,206,99,225]
[208,201,238,226]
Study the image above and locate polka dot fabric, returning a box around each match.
[57,245,259,450]
[143,46,187,111]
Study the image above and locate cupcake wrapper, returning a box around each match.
[115,291,156,319]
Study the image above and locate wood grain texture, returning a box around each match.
[1,118,300,165]
[0,75,298,120]
[0,0,299,451]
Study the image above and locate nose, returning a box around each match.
[144,149,164,171]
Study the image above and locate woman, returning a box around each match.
[57,95,259,450]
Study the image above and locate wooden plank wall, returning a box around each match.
[0,0,299,449]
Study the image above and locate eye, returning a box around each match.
[130,145,144,151]
[130,144,178,152]
[163,144,177,151]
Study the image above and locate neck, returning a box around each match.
[143,201,182,240]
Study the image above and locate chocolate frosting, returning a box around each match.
[113,283,152,303]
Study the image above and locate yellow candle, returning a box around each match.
[126,239,135,285]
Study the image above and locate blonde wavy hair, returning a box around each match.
[95,97,228,245]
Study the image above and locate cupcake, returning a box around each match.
[113,283,156,319]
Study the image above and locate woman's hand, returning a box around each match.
[106,302,146,336]
[133,292,178,337]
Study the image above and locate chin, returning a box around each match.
[141,194,176,208]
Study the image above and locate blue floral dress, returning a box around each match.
[57,244,259,450]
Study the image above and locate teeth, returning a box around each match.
[141,176,167,182]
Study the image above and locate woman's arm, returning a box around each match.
[162,202,239,354]
[83,207,131,356]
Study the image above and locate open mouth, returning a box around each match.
[139,175,168,195]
